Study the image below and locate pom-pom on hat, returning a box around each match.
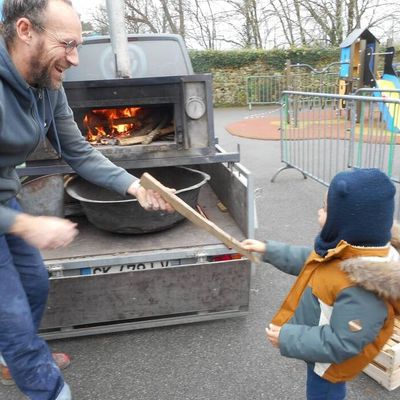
[314,168,395,256]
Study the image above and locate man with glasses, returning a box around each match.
[0,1,174,399]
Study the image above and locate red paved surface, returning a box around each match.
[225,116,280,140]
[226,111,400,143]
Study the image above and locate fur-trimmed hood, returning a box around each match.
[340,223,400,301]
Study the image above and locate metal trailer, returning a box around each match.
[16,28,255,338]
[38,155,254,340]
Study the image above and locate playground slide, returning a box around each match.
[375,73,400,132]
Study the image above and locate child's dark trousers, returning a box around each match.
[307,365,346,399]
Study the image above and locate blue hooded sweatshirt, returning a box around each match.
[0,36,137,234]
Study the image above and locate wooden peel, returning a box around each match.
[140,172,260,264]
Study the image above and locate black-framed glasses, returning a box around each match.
[38,25,81,54]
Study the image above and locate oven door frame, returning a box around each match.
[19,75,240,176]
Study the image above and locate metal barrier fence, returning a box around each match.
[272,90,400,187]
[246,63,342,109]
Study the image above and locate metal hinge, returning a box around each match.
[47,264,64,278]
[176,126,184,147]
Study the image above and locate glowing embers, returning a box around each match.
[83,107,174,146]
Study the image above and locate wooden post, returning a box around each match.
[140,172,260,264]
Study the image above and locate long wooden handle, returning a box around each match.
[140,172,259,263]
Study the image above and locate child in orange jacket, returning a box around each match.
[242,168,400,399]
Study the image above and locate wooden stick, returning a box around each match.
[140,172,260,264]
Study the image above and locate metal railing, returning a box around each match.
[246,75,284,108]
[272,91,400,186]
[246,63,343,110]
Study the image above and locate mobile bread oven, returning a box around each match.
[18,34,255,339]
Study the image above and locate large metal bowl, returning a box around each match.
[65,166,210,234]
[19,174,64,217]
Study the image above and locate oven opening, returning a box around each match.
[78,104,175,146]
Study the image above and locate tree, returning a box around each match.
[87,0,400,49]
[184,0,219,49]
[269,0,400,47]
[81,20,94,33]
[221,0,267,48]
[90,5,110,35]
[124,0,164,33]
[90,0,188,37]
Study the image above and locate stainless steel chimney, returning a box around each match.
[105,0,131,78]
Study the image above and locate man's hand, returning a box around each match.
[127,181,175,213]
[10,213,78,250]
[266,323,281,348]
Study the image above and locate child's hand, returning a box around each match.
[241,239,266,254]
[266,323,281,348]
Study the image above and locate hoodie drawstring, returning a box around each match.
[45,89,62,158]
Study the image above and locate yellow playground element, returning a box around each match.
[375,78,400,132]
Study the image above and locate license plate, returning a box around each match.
[80,260,179,275]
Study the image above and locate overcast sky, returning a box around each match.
[72,0,105,21]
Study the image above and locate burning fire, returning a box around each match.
[83,107,144,143]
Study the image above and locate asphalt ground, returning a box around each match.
[1,106,398,400]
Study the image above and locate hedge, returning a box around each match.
[189,47,341,73]
[189,46,400,74]
[188,46,400,106]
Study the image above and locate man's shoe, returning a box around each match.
[1,352,71,386]
[0,366,13,386]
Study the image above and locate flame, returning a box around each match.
[83,107,142,143]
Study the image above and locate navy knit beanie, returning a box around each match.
[314,168,395,256]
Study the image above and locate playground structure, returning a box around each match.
[339,28,400,131]
[338,28,379,95]
[370,46,400,132]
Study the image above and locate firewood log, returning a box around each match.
[142,125,174,144]
[118,126,174,146]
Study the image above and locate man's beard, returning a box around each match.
[28,42,63,90]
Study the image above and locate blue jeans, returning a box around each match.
[0,198,66,399]
[307,365,346,400]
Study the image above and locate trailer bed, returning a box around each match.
[42,183,244,262]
